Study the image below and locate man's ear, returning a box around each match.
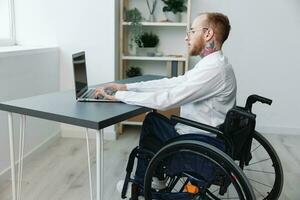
[205,28,214,42]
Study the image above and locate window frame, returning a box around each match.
[0,0,16,46]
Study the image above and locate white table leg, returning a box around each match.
[85,128,93,200]
[96,129,104,200]
[8,112,17,200]
[17,115,25,200]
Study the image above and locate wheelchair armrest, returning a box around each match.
[170,115,224,136]
[232,107,256,119]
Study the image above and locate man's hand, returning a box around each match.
[103,83,127,91]
[95,87,117,101]
[95,83,127,100]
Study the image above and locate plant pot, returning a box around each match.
[128,45,137,56]
[137,47,157,57]
[128,38,138,55]
[126,66,142,77]
[164,12,181,22]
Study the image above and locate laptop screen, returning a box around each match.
[72,52,88,98]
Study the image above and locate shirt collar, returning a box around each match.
[195,50,225,69]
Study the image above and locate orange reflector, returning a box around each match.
[184,183,200,194]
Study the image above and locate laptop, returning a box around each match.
[72,51,116,102]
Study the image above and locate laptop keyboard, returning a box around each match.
[82,88,116,100]
[82,89,100,99]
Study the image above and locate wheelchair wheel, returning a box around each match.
[243,131,283,199]
[144,140,255,200]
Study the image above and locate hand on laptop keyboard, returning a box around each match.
[104,88,117,96]
[95,87,117,101]
[95,94,104,99]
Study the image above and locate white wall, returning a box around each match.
[14,0,116,89]
[123,0,300,135]
[190,0,300,134]
[14,0,118,139]
[12,0,300,136]
[0,48,60,173]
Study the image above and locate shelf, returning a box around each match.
[118,0,191,133]
[123,22,187,27]
[122,55,187,61]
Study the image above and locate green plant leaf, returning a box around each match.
[126,66,142,77]
[125,8,144,48]
[136,32,159,48]
[161,0,186,14]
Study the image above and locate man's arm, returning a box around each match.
[115,68,225,110]
[95,74,187,99]
[125,75,187,92]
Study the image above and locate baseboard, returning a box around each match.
[256,126,300,135]
[0,130,61,184]
[60,124,117,140]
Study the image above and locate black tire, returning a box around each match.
[144,140,255,200]
[243,131,283,200]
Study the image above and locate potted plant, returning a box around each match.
[126,66,142,77]
[136,32,159,56]
[125,8,143,55]
[162,0,187,22]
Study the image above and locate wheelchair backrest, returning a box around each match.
[220,106,256,163]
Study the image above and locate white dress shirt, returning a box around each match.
[115,51,237,134]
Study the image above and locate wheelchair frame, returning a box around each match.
[121,95,284,200]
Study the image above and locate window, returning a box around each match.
[0,0,15,46]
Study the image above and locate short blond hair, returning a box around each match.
[200,12,231,45]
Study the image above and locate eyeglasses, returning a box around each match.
[186,27,209,36]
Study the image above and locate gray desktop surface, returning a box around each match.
[0,75,164,130]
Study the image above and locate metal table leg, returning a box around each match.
[85,128,94,200]
[8,113,26,200]
[17,115,25,200]
[96,129,104,200]
[8,112,17,200]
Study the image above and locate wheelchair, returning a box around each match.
[121,95,284,200]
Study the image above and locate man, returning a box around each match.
[96,12,236,132]
[96,12,236,196]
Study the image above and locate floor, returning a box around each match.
[0,126,299,200]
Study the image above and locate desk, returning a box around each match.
[0,75,162,200]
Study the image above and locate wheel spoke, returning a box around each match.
[243,132,284,200]
[244,168,275,174]
[207,187,241,199]
[251,144,261,153]
[248,158,270,166]
[248,178,272,188]
[252,185,266,198]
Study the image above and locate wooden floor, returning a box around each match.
[0,126,299,200]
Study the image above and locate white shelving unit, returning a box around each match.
[118,0,191,133]
[122,55,187,61]
[122,22,187,27]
